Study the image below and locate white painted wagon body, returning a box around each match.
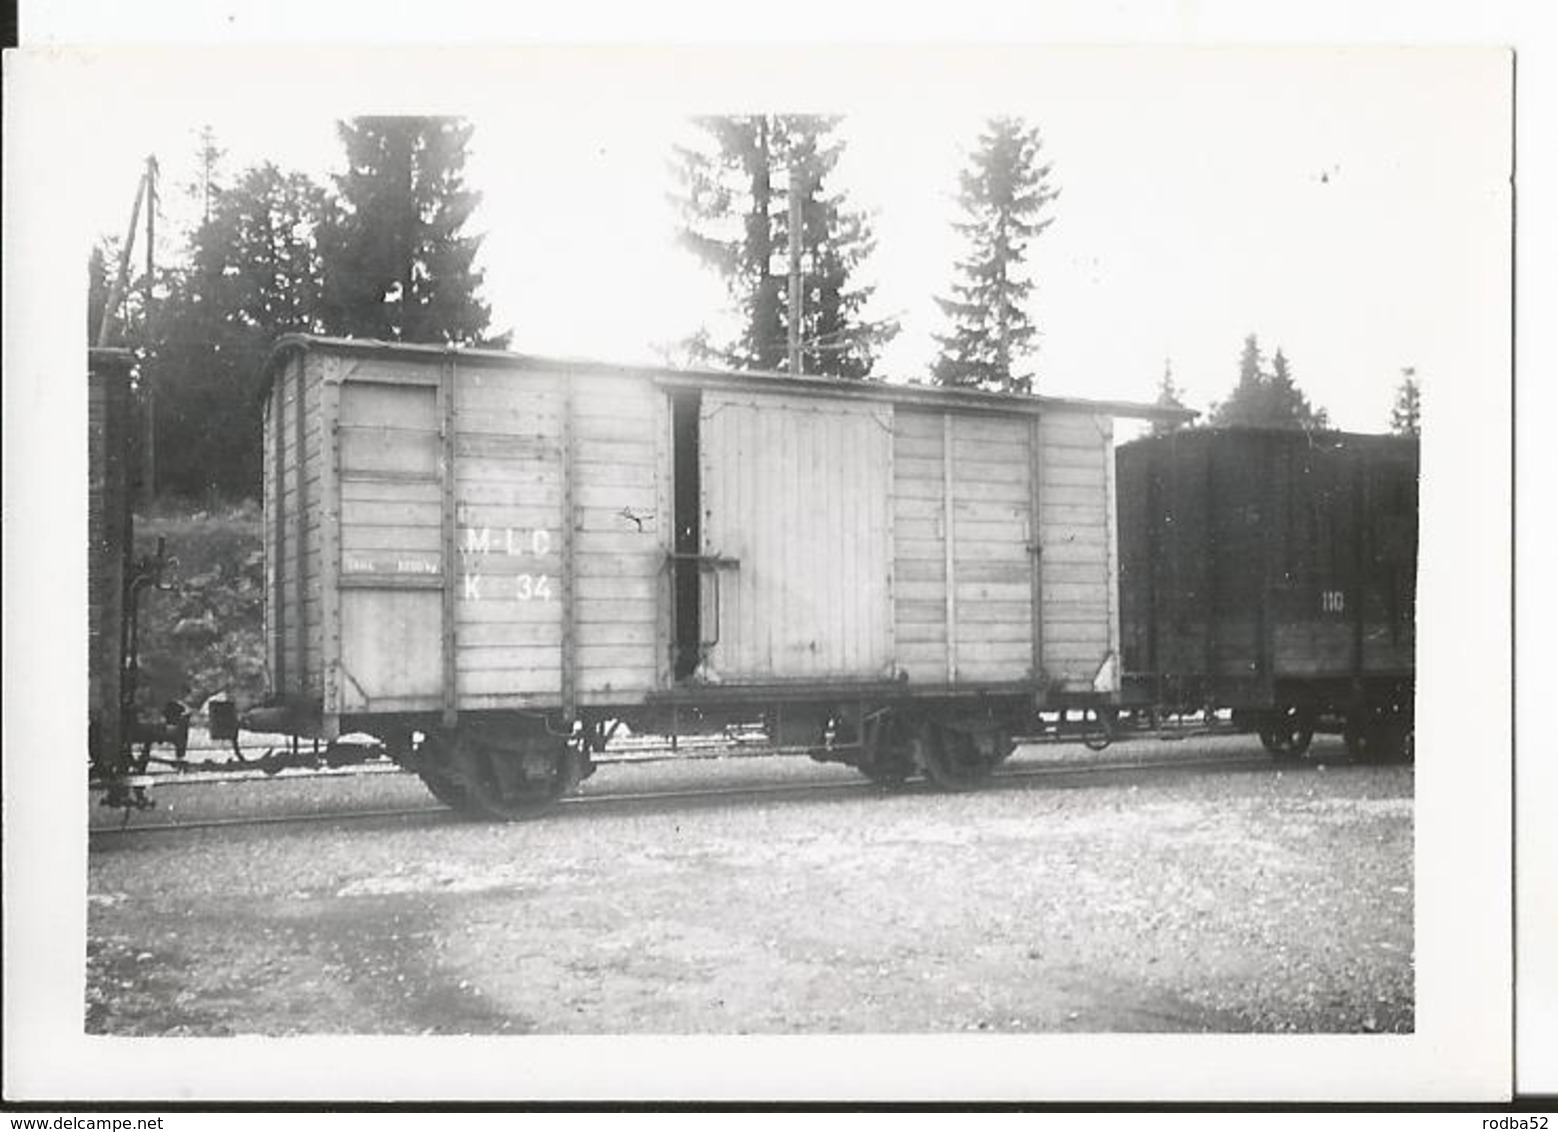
[261,336,1172,813]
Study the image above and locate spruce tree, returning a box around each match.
[1391,368,1421,437]
[671,115,892,378]
[188,124,226,227]
[1268,347,1328,429]
[320,116,494,344]
[1151,359,1189,436]
[931,117,1059,394]
[1209,335,1329,430]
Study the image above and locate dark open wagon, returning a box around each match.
[1115,427,1418,759]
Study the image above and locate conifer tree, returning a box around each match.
[1391,368,1421,437]
[1209,334,1328,430]
[320,116,495,344]
[671,115,892,378]
[931,117,1059,394]
[1151,359,1189,435]
[148,162,331,496]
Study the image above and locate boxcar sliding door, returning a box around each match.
[697,389,894,683]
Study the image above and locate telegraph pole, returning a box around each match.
[786,164,803,376]
[95,156,160,504]
[96,170,148,348]
[141,156,159,505]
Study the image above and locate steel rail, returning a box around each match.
[90,723,1246,790]
[89,747,1292,838]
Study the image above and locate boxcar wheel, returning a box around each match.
[858,757,913,788]
[408,733,482,818]
[841,713,914,788]
[418,769,478,814]
[915,722,994,792]
[418,727,582,821]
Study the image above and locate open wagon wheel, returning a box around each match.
[1081,709,1115,752]
[1345,714,1415,764]
[1258,705,1314,759]
[914,722,997,792]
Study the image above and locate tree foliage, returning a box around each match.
[931,117,1059,395]
[108,117,503,500]
[1391,368,1421,437]
[671,115,893,378]
[148,162,332,497]
[1151,359,1189,436]
[320,116,497,345]
[1208,334,1329,430]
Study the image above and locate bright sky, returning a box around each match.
[69,47,1509,435]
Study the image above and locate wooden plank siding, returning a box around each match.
[449,366,566,707]
[264,337,1152,727]
[889,406,1118,694]
[335,376,445,711]
[275,355,301,695]
[1036,412,1115,691]
[568,372,663,702]
[891,410,947,682]
[301,364,325,699]
[701,389,894,682]
[950,414,1034,682]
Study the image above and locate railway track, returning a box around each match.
[89,744,1296,838]
[91,720,1248,790]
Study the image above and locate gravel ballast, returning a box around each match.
[86,738,1413,1035]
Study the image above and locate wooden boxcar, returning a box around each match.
[259,335,1178,816]
[1115,427,1418,758]
[88,347,136,783]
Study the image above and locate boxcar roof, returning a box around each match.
[264,334,1194,423]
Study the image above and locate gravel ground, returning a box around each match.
[86,736,1413,1035]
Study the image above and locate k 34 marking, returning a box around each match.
[459,526,557,602]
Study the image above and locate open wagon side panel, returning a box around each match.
[1115,427,1418,759]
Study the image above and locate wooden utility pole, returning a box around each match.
[141,156,158,506]
[786,164,803,376]
[96,169,148,348]
[96,157,160,503]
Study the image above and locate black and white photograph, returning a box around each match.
[2,14,1536,1107]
